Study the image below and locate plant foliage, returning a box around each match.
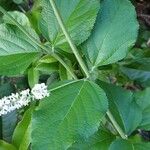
[0,0,150,149]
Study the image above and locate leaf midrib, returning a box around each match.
[52,0,85,45]
[50,80,88,145]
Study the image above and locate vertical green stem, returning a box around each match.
[107,110,127,139]
[49,0,90,78]
[49,0,128,139]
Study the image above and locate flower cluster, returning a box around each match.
[0,83,49,116]
[31,83,50,100]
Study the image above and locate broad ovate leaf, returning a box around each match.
[0,22,40,75]
[39,0,100,52]
[83,0,138,67]
[31,80,108,149]
[98,81,142,135]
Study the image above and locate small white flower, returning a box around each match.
[31,83,49,100]
[0,83,50,116]
[18,89,31,107]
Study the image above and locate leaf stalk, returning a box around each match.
[107,110,128,139]
[49,0,90,78]
[49,0,128,139]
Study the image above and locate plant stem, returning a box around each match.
[0,5,127,140]
[49,0,128,139]
[0,6,77,80]
[52,53,77,79]
[49,0,90,78]
[107,110,128,139]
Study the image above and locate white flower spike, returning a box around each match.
[31,83,50,100]
[0,83,49,116]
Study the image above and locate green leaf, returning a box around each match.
[0,23,40,75]
[0,8,40,76]
[39,0,100,52]
[0,83,17,142]
[98,81,142,135]
[120,66,150,87]
[0,140,17,150]
[12,107,35,150]
[3,11,30,27]
[39,55,57,64]
[83,0,138,67]
[18,125,31,150]
[26,0,43,34]
[120,48,150,87]
[28,67,39,88]
[69,129,115,150]
[59,64,69,80]
[134,88,150,130]
[1,111,17,143]
[0,53,39,76]
[59,63,72,80]
[109,139,150,150]
[35,62,58,74]
[0,24,39,56]
[31,80,108,150]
